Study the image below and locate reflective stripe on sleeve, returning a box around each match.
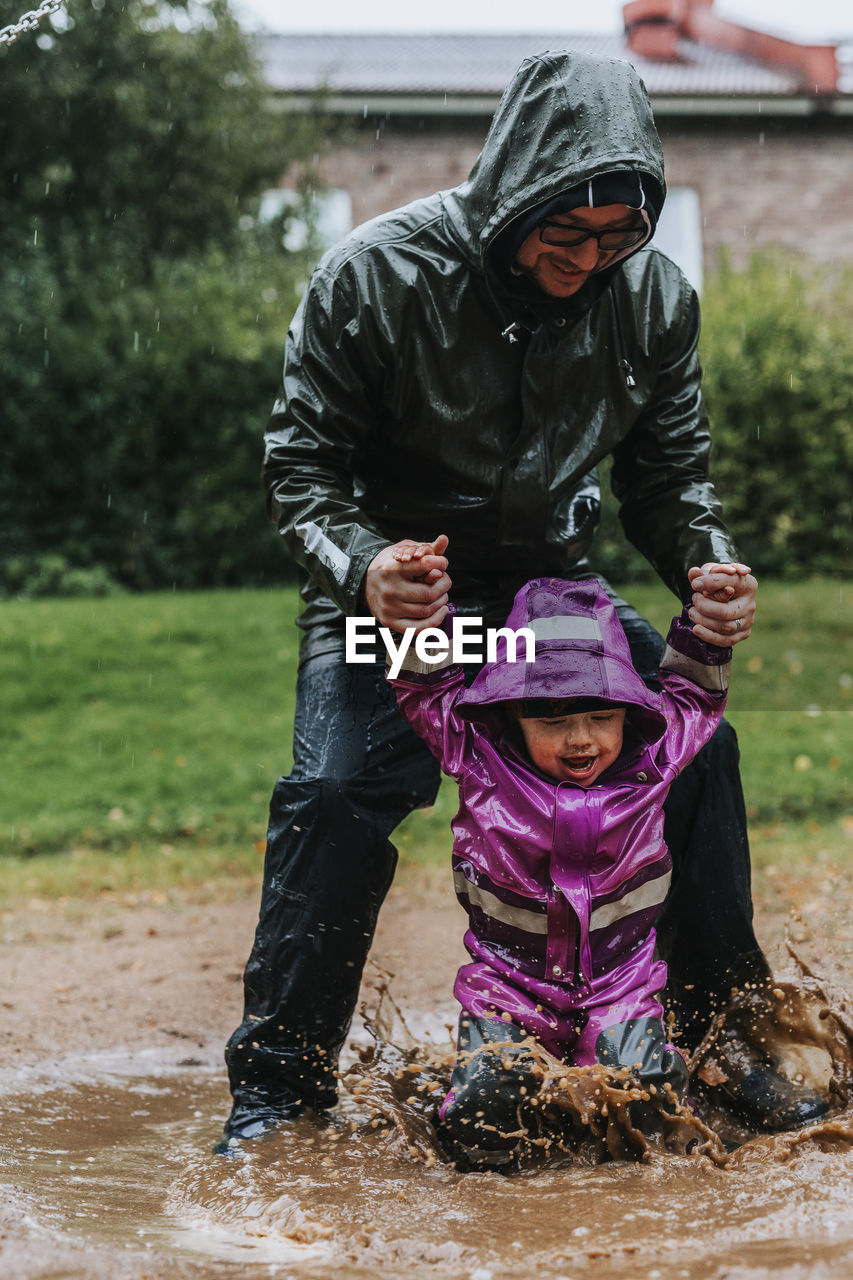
[660,645,730,692]
[294,521,351,583]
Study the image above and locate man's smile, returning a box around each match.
[549,259,588,280]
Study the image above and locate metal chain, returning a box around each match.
[0,0,66,47]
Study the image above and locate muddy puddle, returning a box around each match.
[5,967,853,1280]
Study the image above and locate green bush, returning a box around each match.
[1,554,124,599]
[1,241,309,591]
[699,252,853,578]
[594,252,853,584]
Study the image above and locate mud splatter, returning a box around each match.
[321,941,853,1186]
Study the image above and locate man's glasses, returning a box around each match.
[538,220,647,251]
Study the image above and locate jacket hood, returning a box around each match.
[442,51,666,276]
[457,578,667,746]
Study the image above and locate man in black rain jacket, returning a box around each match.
[217,51,826,1151]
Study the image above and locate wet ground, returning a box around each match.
[4,873,853,1280]
[4,975,853,1280]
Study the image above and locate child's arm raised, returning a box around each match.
[656,561,754,771]
[656,595,735,775]
[384,539,475,780]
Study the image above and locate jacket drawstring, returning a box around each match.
[482,274,532,346]
[611,292,637,388]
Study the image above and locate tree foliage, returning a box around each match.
[1,0,328,593]
[2,241,310,591]
[0,0,304,260]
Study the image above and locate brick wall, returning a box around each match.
[659,118,853,269]
[313,126,484,230]
[305,114,853,270]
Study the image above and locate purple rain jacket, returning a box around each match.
[389,578,732,1056]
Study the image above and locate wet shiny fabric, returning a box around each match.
[223,598,767,1130]
[392,580,732,1046]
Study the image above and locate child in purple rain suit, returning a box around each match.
[388,573,733,1168]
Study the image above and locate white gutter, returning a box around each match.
[274,91,852,118]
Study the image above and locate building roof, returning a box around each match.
[260,32,852,111]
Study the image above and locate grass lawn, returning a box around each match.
[1,579,850,907]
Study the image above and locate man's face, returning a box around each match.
[513,203,643,298]
[516,706,627,785]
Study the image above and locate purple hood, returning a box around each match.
[457,578,667,745]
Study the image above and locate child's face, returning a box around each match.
[516,707,627,786]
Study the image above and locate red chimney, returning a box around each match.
[623,0,839,92]
[623,0,684,61]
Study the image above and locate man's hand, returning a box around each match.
[364,534,451,634]
[687,562,757,646]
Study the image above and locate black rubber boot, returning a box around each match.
[213,1095,307,1157]
[221,776,401,1142]
[438,1016,541,1170]
[726,1067,829,1131]
[708,1028,829,1132]
[595,1016,688,1133]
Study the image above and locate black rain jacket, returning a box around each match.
[263,51,738,658]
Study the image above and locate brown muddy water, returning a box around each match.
[4,972,853,1280]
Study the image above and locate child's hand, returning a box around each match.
[391,534,450,587]
[687,562,756,646]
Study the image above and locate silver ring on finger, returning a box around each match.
[734,618,742,632]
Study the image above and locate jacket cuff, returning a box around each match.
[660,609,732,692]
[347,534,401,614]
[386,607,457,677]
